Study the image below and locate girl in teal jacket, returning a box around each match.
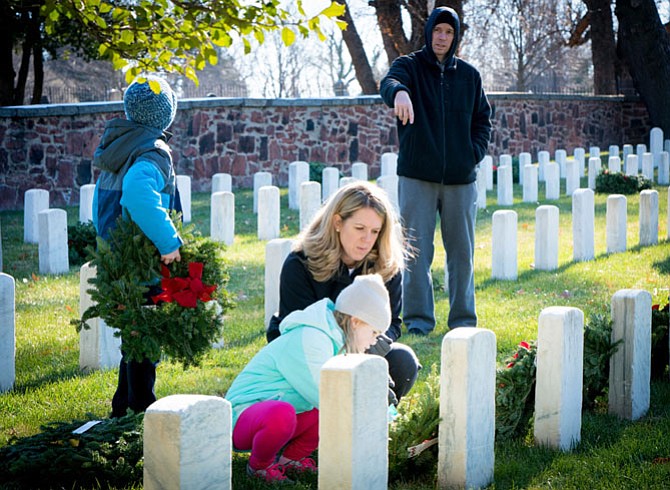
[225,274,391,483]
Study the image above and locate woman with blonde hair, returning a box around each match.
[267,180,420,402]
[228,274,392,483]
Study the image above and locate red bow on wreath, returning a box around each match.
[152,262,217,308]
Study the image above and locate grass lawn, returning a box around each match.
[0,178,669,489]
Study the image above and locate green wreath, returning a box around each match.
[73,213,234,367]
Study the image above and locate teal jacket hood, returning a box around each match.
[225,299,346,426]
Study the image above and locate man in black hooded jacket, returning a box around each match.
[380,6,492,335]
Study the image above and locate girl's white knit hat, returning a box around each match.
[335,274,391,332]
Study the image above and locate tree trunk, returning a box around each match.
[30,8,44,104]
[585,0,617,94]
[615,0,670,133]
[339,1,378,94]
[373,0,408,64]
[0,4,17,106]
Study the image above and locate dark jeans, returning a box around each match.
[111,354,157,418]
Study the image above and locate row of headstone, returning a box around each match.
[27,128,669,238]
[142,287,653,489]
[491,189,664,280]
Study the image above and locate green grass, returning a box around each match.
[1,179,669,489]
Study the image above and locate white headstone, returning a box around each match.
[210,191,234,246]
[608,156,622,174]
[381,152,398,176]
[545,162,560,200]
[573,148,585,177]
[636,143,646,161]
[319,355,388,490]
[565,159,580,196]
[572,189,595,262]
[253,171,272,214]
[211,173,232,194]
[535,205,559,271]
[79,184,96,224]
[499,154,512,168]
[351,162,368,181]
[475,168,487,209]
[0,218,3,272]
[589,156,605,189]
[609,289,651,420]
[24,188,49,243]
[300,181,321,231]
[606,195,627,254]
[322,167,340,203]
[0,273,15,392]
[519,152,532,185]
[589,146,600,162]
[257,186,280,240]
[79,262,122,371]
[144,395,232,490]
[264,238,294,329]
[622,144,634,162]
[175,175,192,223]
[534,307,584,451]
[639,189,659,246]
[522,165,538,203]
[625,154,639,176]
[339,176,356,188]
[492,210,517,280]
[497,165,513,206]
[641,153,654,181]
[482,155,493,191]
[438,328,496,489]
[538,151,550,182]
[377,175,399,212]
[555,149,567,179]
[38,209,69,274]
[289,161,310,210]
[651,128,664,169]
[658,152,670,185]
[608,145,620,159]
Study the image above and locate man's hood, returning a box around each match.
[424,6,461,65]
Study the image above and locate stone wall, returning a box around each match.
[0,94,651,210]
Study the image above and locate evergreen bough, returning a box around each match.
[73,214,234,367]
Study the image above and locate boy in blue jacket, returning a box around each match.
[92,75,182,417]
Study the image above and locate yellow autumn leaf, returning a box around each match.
[148,80,161,94]
[281,26,295,46]
[320,2,346,18]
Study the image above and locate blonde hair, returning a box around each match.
[333,310,364,354]
[296,181,409,283]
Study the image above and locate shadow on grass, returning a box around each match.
[12,343,98,393]
[652,254,670,275]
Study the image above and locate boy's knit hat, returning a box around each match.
[335,274,391,333]
[123,76,177,131]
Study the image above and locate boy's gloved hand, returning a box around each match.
[366,333,393,357]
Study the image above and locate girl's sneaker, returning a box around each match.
[246,462,293,484]
[283,457,318,476]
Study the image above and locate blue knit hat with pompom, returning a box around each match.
[123,76,177,131]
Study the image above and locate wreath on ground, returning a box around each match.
[73,213,234,367]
